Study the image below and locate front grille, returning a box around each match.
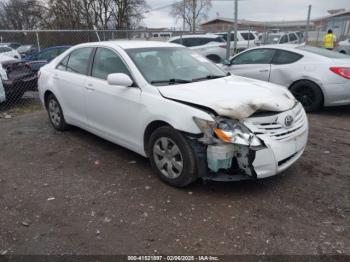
[244,103,307,141]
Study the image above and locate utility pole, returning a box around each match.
[305,5,312,43]
[192,0,196,33]
[233,0,238,54]
[183,0,186,31]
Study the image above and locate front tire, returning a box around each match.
[289,80,323,112]
[46,94,69,131]
[148,126,198,187]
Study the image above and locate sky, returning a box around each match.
[143,0,349,29]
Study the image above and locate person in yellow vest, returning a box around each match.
[323,29,337,50]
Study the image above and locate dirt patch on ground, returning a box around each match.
[0,108,349,255]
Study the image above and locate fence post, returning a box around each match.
[226,28,232,60]
[35,30,41,51]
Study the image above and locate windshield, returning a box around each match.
[297,45,349,59]
[126,47,227,85]
[267,34,281,44]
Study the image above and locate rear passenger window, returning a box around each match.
[199,38,211,45]
[280,35,288,43]
[66,47,93,75]
[91,48,131,80]
[241,33,255,41]
[273,50,303,64]
[183,38,201,47]
[289,33,297,41]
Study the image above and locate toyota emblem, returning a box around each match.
[284,115,294,127]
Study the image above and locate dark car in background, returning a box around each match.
[0,55,37,102]
[17,45,38,58]
[24,45,71,72]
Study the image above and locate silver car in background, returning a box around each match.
[222,45,350,112]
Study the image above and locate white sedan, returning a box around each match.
[0,46,21,59]
[222,45,350,112]
[38,41,308,187]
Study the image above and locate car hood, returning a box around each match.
[157,75,296,119]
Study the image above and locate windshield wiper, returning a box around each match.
[192,74,226,82]
[151,78,192,85]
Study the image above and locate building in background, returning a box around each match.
[201,9,350,40]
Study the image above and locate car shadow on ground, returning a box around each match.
[65,125,285,196]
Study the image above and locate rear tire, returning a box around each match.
[46,94,69,131]
[289,80,323,112]
[148,126,198,187]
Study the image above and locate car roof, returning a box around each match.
[170,34,220,40]
[73,40,183,50]
[239,44,312,56]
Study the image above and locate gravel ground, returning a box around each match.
[0,108,349,255]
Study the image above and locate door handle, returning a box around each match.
[86,83,95,91]
[53,74,59,80]
[259,69,269,73]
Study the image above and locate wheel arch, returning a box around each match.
[143,120,172,157]
[44,90,54,109]
[288,78,325,106]
[206,54,221,63]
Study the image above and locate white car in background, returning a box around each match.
[266,32,300,45]
[0,76,5,103]
[222,44,350,112]
[168,34,227,63]
[215,30,258,51]
[0,46,21,59]
[335,38,350,55]
[38,41,308,187]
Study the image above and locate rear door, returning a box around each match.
[269,49,303,86]
[53,47,94,126]
[225,48,276,82]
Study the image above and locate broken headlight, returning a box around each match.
[193,116,262,147]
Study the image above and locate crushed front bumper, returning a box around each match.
[193,102,308,181]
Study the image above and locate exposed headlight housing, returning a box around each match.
[193,116,262,147]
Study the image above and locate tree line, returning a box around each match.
[0,0,148,30]
[0,0,213,32]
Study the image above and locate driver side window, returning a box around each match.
[231,49,275,65]
[91,48,131,80]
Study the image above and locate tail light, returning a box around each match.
[219,44,228,49]
[330,67,350,80]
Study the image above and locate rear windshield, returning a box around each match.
[297,45,349,59]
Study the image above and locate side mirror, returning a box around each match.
[107,73,133,87]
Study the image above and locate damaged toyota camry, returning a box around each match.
[38,41,308,187]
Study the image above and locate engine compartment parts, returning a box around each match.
[207,144,235,172]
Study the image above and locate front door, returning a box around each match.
[225,48,276,82]
[85,47,142,150]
